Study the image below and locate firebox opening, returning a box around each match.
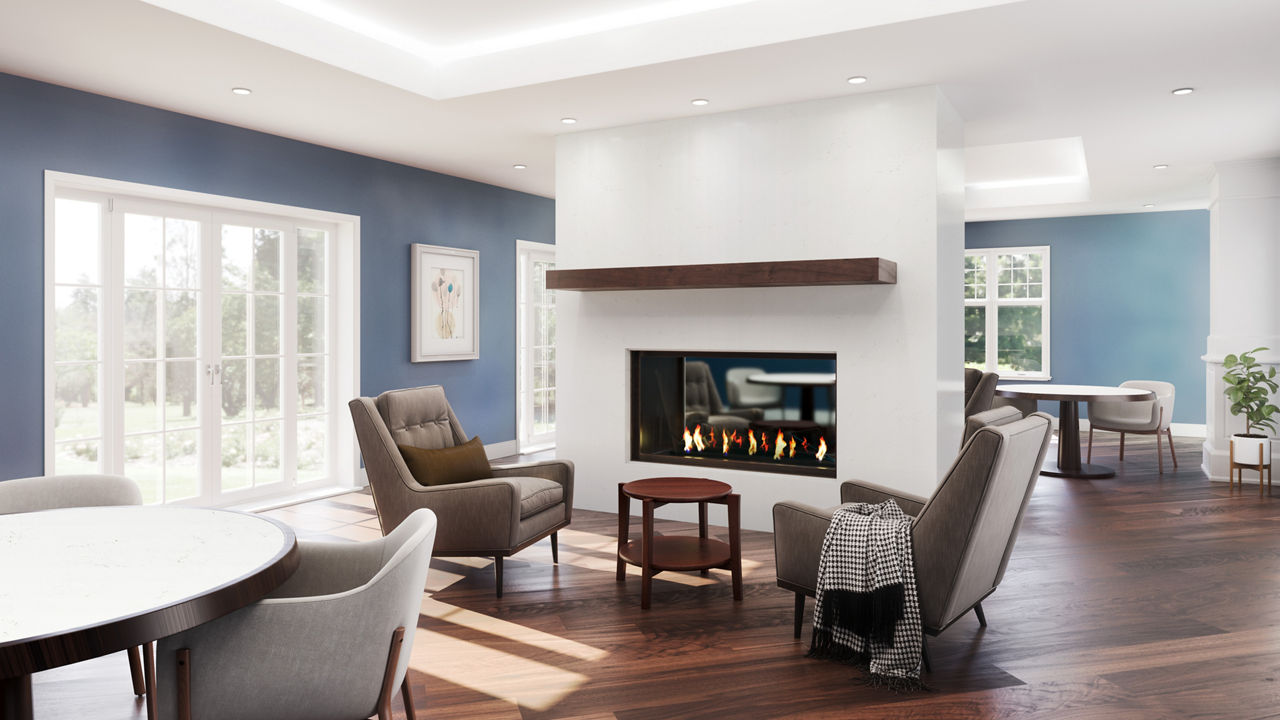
[630,351,836,478]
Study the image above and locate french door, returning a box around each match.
[49,191,336,505]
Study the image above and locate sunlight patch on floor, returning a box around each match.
[414,628,589,711]
[422,597,607,662]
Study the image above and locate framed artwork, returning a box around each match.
[411,243,479,362]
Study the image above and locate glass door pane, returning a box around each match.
[52,198,105,476]
[118,210,203,503]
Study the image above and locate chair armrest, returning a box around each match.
[397,479,521,550]
[772,501,835,594]
[265,539,386,600]
[490,458,575,520]
[840,479,928,517]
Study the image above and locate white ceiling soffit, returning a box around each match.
[137,0,1023,99]
[966,137,1090,210]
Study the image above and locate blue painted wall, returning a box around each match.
[0,73,554,480]
[966,211,1210,423]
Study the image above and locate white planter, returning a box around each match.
[1232,434,1272,466]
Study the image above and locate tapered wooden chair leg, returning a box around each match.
[550,532,559,564]
[1156,430,1165,474]
[1119,432,1125,461]
[1167,428,1178,468]
[401,675,419,720]
[793,592,806,639]
[127,646,146,696]
[494,556,504,598]
[1087,426,1093,463]
[974,602,987,627]
[376,628,406,720]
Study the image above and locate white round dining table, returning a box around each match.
[0,506,298,720]
[995,383,1155,479]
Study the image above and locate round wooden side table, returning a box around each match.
[616,477,743,609]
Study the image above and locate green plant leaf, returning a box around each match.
[1223,354,1238,368]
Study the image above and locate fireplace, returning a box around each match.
[631,351,836,477]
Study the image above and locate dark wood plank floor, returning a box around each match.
[31,433,1280,719]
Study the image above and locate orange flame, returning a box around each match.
[773,429,786,460]
[789,437,797,458]
[748,430,758,455]
[683,427,693,453]
[722,430,731,455]
[693,425,706,452]
[816,437,828,462]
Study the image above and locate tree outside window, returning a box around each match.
[964,247,1050,379]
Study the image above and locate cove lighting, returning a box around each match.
[691,98,710,106]
[966,175,1087,190]
[231,87,252,95]
[846,76,868,85]
[512,164,528,170]
[1171,87,1194,95]
[274,0,760,64]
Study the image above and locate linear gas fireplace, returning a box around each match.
[631,351,836,478]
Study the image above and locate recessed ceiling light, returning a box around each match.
[846,76,868,85]
[1143,203,1155,208]
[1153,164,1169,170]
[1171,87,1194,96]
[231,87,252,96]
[560,117,577,125]
[512,164,527,170]
[691,98,710,106]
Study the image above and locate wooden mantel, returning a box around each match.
[545,257,895,291]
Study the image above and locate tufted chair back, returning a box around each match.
[374,385,468,450]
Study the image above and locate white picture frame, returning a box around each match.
[411,243,479,362]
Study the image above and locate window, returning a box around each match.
[46,172,360,506]
[516,240,556,451]
[964,246,1050,379]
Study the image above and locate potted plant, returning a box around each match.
[1223,346,1279,466]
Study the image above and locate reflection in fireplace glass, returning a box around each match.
[631,351,836,478]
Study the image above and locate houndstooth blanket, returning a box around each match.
[809,500,923,689]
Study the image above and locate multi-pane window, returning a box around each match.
[964,246,1050,379]
[517,241,556,450]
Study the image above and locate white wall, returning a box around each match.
[1202,158,1280,481]
[556,86,964,530]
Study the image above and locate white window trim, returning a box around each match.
[515,239,556,453]
[964,244,1051,381]
[44,170,362,504]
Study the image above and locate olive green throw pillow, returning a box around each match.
[398,436,493,487]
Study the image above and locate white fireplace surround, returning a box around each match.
[555,87,965,530]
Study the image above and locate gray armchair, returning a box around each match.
[0,474,151,708]
[773,411,1052,666]
[155,508,437,720]
[963,368,999,419]
[685,361,764,430]
[349,385,573,597]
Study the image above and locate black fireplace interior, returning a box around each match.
[631,351,836,477]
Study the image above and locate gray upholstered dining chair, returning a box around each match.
[154,508,437,720]
[0,474,151,706]
[963,368,1000,419]
[1087,380,1177,473]
[725,366,785,419]
[685,361,765,430]
[349,385,573,597]
[772,409,1052,667]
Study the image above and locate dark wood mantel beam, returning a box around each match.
[545,257,895,291]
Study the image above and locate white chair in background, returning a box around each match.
[1087,380,1177,473]
[726,367,785,419]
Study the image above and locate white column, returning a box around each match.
[1202,158,1280,482]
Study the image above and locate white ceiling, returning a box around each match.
[2,0,1279,220]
